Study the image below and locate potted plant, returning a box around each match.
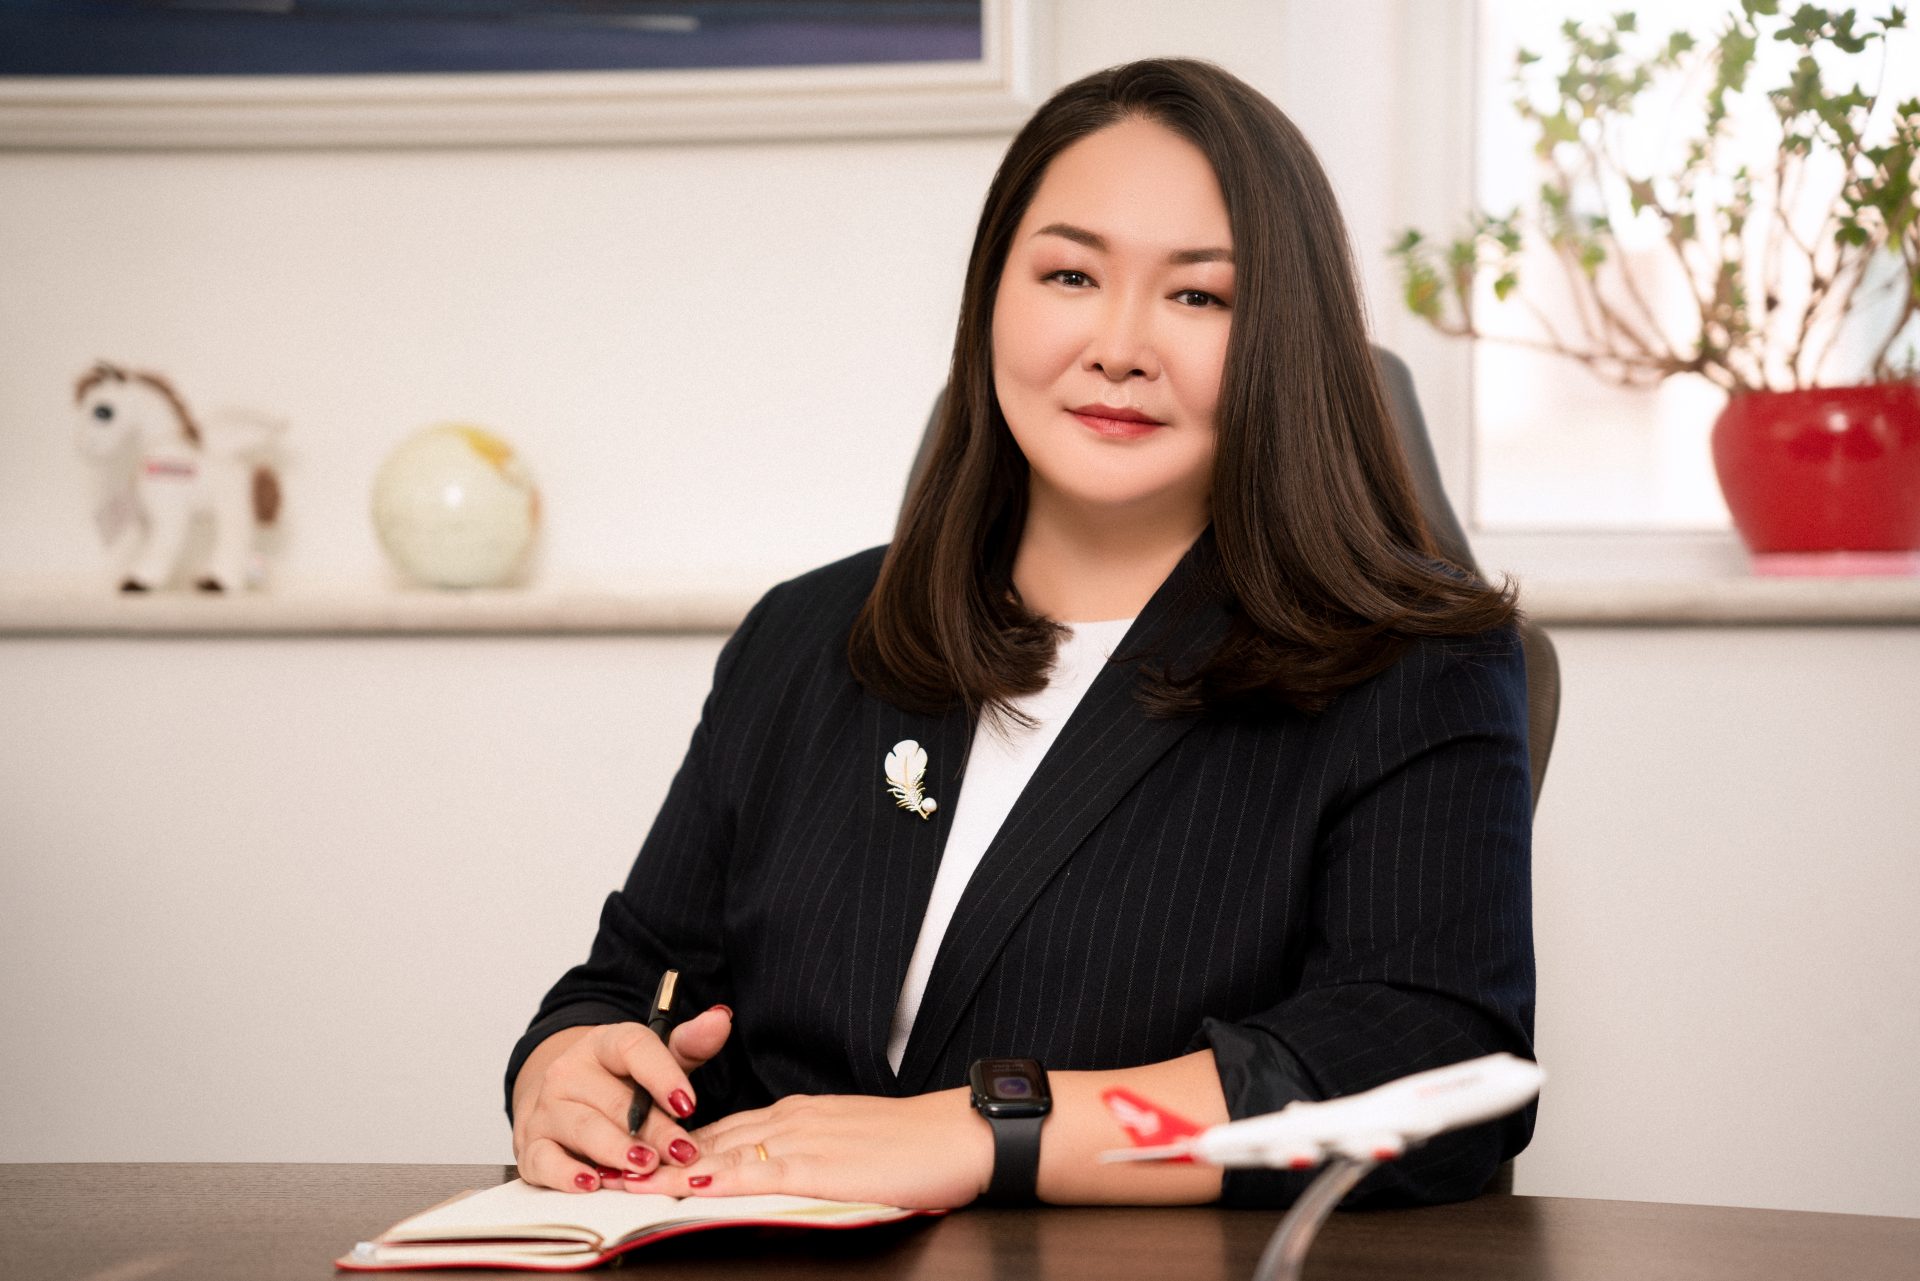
[1391,0,1920,567]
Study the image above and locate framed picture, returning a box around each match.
[0,0,1048,148]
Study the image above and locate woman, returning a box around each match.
[506,58,1534,1211]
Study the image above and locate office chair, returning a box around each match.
[1372,348,1561,811]
[900,347,1562,811]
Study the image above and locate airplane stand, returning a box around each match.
[1251,1156,1377,1281]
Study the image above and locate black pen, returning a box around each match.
[627,968,680,1136]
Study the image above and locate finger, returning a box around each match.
[639,1142,757,1198]
[552,1099,665,1181]
[686,1097,778,1149]
[666,1005,734,1071]
[594,1025,698,1124]
[542,1050,648,1137]
[637,1104,704,1169]
[678,1144,804,1198]
[686,1112,754,1148]
[518,1134,603,1195]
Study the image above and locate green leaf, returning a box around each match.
[1493,273,1519,301]
[1714,25,1758,103]
[1536,111,1581,157]
[1402,267,1445,320]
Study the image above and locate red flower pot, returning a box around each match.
[1710,384,1920,558]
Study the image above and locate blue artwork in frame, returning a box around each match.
[0,1,985,77]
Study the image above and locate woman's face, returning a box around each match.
[991,116,1234,530]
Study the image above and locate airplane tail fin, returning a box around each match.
[1097,1087,1206,1164]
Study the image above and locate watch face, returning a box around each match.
[970,1058,1051,1116]
[991,1073,1036,1100]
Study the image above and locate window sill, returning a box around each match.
[0,581,761,637]
[1478,531,1920,626]
[5,557,1919,637]
[1518,576,1920,626]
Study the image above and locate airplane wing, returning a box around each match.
[1328,1131,1406,1163]
[1097,1053,1542,1171]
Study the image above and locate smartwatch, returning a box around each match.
[967,1057,1052,1204]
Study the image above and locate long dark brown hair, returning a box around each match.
[848,58,1515,722]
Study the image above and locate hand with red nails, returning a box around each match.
[632,1089,995,1211]
[510,1006,735,1193]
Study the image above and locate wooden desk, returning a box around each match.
[4,1163,1916,1281]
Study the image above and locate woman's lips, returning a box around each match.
[1068,408,1165,440]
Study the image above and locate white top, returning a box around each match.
[885,615,1137,1074]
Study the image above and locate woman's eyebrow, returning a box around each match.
[1032,221,1233,265]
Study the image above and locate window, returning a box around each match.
[1466,0,1918,533]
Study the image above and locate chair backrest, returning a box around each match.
[901,348,1561,810]
[1372,349,1560,811]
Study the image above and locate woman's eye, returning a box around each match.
[1045,269,1093,288]
[1174,289,1226,308]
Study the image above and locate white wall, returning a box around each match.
[0,0,1297,595]
[2,0,1916,1219]
[1526,628,1920,1216]
[3,625,1916,1219]
[0,135,998,592]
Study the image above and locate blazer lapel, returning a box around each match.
[895,531,1232,1092]
[842,689,973,1096]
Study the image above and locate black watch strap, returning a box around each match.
[983,1113,1046,1205]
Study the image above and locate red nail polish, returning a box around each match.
[669,1139,697,1164]
[669,1090,695,1118]
[627,1145,656,1167]
[596,1166,622,1179]
[573,1172,597,1191]
[688,1175,712,1188]
[710,1004,733,1019]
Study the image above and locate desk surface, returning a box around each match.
[4,1163,1917,1281]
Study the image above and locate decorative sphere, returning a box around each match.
[371,424,540,588]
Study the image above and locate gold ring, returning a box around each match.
[754,1142,769,1164]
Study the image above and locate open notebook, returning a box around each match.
[336,1177,931,1271]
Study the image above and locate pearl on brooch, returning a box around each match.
[884,739,937,820]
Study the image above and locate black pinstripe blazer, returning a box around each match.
[509,532,1536,1207]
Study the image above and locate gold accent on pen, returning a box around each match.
[629,968,682,1136]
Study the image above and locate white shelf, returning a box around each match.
[0,583,761,636]
[3,574,1919,636]
[1520,576,1920,626]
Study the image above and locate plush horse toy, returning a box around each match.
[73,362,284,592]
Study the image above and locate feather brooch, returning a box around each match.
[884,739,938,820]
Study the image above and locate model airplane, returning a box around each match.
[1099,1052,1543,1170]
